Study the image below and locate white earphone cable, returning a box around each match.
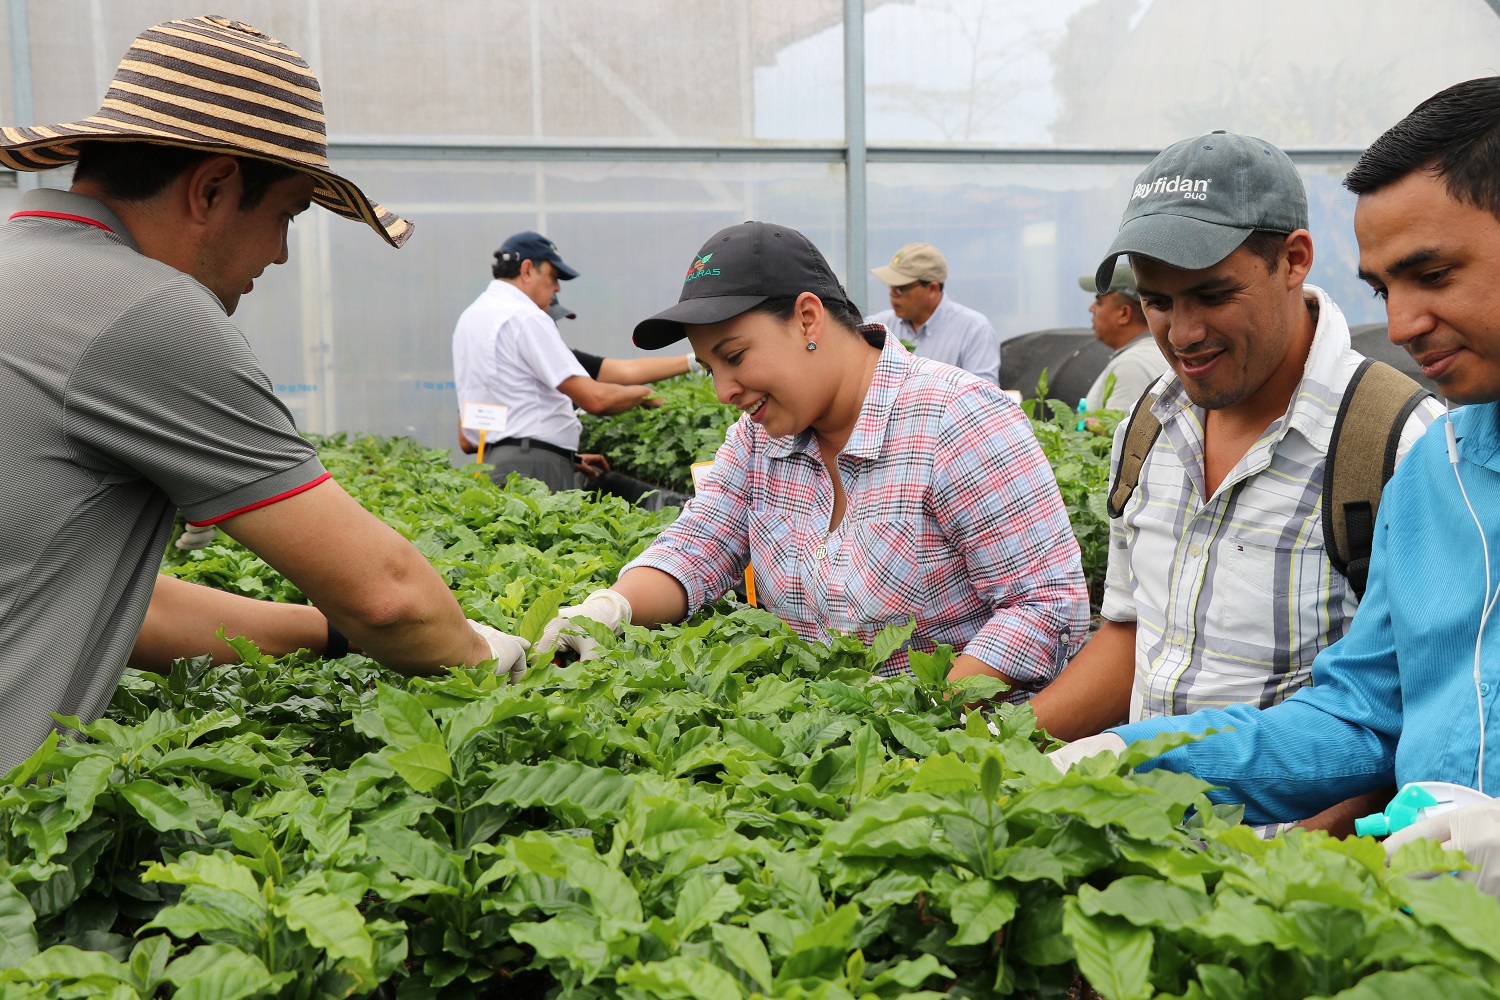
[1448,407,1495,792]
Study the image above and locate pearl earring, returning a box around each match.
[805,341,817,352]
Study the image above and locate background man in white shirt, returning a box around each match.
[867,242,1000,384]
[1079,260,1170,413]
[452,232,659,490]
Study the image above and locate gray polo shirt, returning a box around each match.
[867,296,1000,384]
[0,190,326,770]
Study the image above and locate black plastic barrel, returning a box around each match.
[1000,328,1114,407]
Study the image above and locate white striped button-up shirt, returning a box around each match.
[1102,286,1444,721]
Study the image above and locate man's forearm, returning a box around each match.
[597,355,690,385]
[217,479,492,676]
[1294,785,1396,837]
[129,574,330,672]
[1028,619,1136,741]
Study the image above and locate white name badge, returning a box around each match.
[461,402,510,436]
[690,461,716,491]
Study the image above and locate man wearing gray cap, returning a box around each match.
[1078,260,1170,413]
[867,242,1000,384]
[1030,131,1441,785]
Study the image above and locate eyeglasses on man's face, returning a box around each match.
[889,280,930,298]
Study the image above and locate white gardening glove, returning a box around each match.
[537,589,632,662]
[1046,732,1128,773]
[1385,800,1500,897]
[175,523,218,550]
[468,621,531,683]
[686,354,703,375]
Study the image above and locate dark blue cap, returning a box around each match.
[495,231,579,280]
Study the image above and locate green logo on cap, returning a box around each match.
[684,252,721,283]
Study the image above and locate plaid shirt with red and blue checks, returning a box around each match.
[625,338,1089,696]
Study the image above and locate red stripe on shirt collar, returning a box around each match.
[8,210,115,234]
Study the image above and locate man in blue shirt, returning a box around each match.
[867,242,1000,384]
[1050,77,1500,882]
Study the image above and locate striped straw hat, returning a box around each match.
[0,15,412,248]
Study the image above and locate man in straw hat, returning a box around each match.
[0,15,529,770]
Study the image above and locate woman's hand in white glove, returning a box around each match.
[537,589,632,661]
[1046,732,1128,773]
[468,621,531,683]
[1385,800,1500,898]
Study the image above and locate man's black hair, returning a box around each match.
[72,141,302,210]
[1344,77,1500,221]
[492,256,523,280]
[1131,230,1286,280]
[1238,230,1290,273]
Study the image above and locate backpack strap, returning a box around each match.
[1322,358,1434,599]
[1107,387,1164,519]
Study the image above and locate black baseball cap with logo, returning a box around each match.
[1095,130,1308,293]
[633,221,856,350]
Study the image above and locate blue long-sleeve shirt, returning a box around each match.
[1113,401,1500,824]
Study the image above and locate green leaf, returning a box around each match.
[908,753,978,796]
[1389,873,1500,965]
[164,943,273,1000]
[979,752,1002,802]
[1327,966,1500,1000]
[906,647,951,690]
[1388,836,1476,877]
[517,585,567,647]
[616,955,744,999]
[360,682,443,751]
[711,924,773,992]
[387,741,452,793]
[945,877,1018,946]
[886,713,940,756]
[0,879,38,969]
[479,760,636,824]
[1075,875,1210,930]
[867,619,916,670]
[279,890,376,970]
[6,944,130,982]
[364,825,463,888]
[62,753,115,821]
[128,936,172,995]
[1061,899,1153,1000]
[867,953,953,990]
[141,852,263,903]
[673,875,741,941]
[119,780,202,834]
[721,717,786,758]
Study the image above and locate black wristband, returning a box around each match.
[325,620,350,659]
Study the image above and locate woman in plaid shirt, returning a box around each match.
[538,222,1088,699]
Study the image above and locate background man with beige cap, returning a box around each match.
[1078,259,1170,412]
[0,15,528,770]
[867,242,1000,384]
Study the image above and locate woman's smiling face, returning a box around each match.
[686,295,830,439]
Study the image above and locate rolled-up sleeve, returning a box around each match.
[621,418,755,613]
[931,387,1089,683]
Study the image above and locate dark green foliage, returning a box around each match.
[1,434,1495,999]
[578,375,738,493]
